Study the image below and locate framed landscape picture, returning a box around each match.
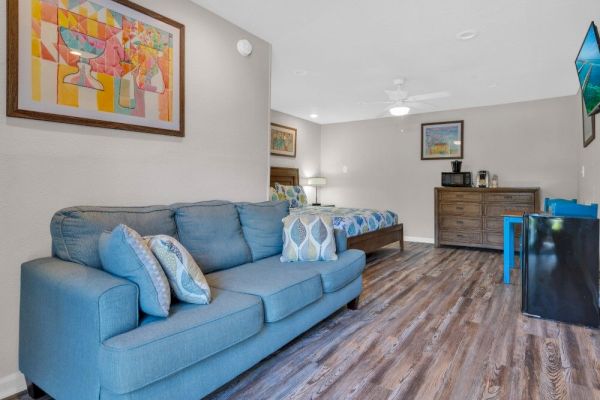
[7,0,185,136]
[583,93,596,148]
[421,120,464,160]
[270,123,297,157]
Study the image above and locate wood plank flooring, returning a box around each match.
[207,243,600,400]
[14,243,600,400]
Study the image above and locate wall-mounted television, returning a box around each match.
[575,22,600,116]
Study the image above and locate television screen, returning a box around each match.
[575,22,600,116]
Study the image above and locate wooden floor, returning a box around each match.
[16,243,600,400]
[207,243,600,400]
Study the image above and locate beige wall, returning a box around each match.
[320,95,581,241]
[0,0,271,395]
[270,110,322,202]
[578,110,600,204]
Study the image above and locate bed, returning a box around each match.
[270,167,404,253]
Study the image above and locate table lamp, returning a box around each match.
[306,177,327,206]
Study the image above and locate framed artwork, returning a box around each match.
[270,123,297,158]
[7,0,185,136]
[582,93,596,148]
[421,120,464,160]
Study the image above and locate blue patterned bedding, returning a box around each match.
[290,206,398,238]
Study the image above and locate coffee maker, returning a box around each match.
[477,170,490,188]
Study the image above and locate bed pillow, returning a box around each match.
[270,187,279,201]
[274,183,308,208]
[281,214,338,262]
[148,235,211,305]
[99,224,171,317]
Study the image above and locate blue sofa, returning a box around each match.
[19,201,365,400]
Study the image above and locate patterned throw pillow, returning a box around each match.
[270,187,279,201]
[148,235,212,305]
[99,224,171,317]
[274,183,308,208]
[281,214,338,262]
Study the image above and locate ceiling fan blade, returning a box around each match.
[360,100,395,105]
[405,91,450,102]
[403,101,432,109]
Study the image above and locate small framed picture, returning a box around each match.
[582,94,596,148]
[421,120,464,160]
[270,123,297,158]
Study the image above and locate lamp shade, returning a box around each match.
[306,177,327,186]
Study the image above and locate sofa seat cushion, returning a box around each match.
[253,250,365,294]
[206,262,323,322]
[99,289,263,394]
[284,249,365,293]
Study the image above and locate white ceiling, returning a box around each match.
[194,0,600,124]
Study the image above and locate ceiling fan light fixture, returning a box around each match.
[390,106,410,116]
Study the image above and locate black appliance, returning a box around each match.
[441,172,472,187]
[522,214,600,328]
[451,160,462,173]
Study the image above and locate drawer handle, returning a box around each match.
[456,206,464,210]
[503,195,512,200]
[456,221,464,224]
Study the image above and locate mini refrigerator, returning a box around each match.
[522,214,600,328]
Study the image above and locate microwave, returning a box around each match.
[442,172,472,187]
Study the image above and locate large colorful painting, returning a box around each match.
[7,0,185,136]
[271,123,297,158]
[421,120,464,160]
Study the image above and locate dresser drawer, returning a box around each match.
[439,203,482,217]
[483,231,522,247]
[485,217,525,233]
[484,203,533,217]
[439,216,482,230]
[485,193,534,203]
[440,192,483,203]
[483,232,504,247]
[439,230,482,244]
[484,217,503,231]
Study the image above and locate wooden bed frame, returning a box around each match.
[270,167,404,253]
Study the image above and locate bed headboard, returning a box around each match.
[270,167,299,187]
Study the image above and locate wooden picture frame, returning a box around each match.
[421,120,464,160]
[7,0,185,136]
[583,94,596,148]
[270,123,297,158]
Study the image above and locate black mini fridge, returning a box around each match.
[522,214,600,328]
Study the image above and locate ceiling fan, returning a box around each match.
[363,78,450,116]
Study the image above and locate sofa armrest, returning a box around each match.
[19,257,138,398]
[334,229,348,253]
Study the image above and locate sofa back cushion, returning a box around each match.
[237,201,290,261]
[51,206,176,269]
[174,201,252,273]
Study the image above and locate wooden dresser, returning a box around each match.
[435,187,540,250]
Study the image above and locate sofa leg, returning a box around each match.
[26,379,47,399]
[347,296,360,310]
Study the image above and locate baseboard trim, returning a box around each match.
[0,372,26,400]
[405,236,435,244]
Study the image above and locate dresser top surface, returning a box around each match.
[435,187,540,193]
